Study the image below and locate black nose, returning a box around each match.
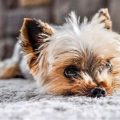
[91,87,106,98]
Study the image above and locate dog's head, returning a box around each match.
[20,9,120,97]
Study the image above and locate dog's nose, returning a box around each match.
[91,87,106,98]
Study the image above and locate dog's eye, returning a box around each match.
[106,61,112,72]
[64,65,79,78]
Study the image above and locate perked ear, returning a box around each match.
[92,8,112,30]
[99,8,112,30]
[20,18,54,68]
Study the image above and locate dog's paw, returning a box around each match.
[0,61,9,79]
[0,61,19,79]
[0,61,6,71]
[98,8,112,30]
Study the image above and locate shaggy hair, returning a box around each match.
[19,9,120,96]
[0,8,120,97]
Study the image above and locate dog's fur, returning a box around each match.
[0,8,120,97]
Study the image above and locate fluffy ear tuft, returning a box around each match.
[20,18,54,68]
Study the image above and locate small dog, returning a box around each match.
[0,8,120,97]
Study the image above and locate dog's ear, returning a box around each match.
[92,8,112,30]
[99,8,112,30]
[20,18,54,69]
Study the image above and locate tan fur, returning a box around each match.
[0,8,119,97]
[0,64,20,79]
[18,9,120,96]
[44,51,118,96]
[99,8,112,30]
[20,18,37,68]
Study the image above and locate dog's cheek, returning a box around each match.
[42,64,96,95]
[45,72,96,96]
[45,73,71,95]
[109,73,120,94]
[110,59,120,93]
[28,52,49,87]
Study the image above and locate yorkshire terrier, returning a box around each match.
[0,8,120,98]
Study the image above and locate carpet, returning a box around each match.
[0,79,120,120]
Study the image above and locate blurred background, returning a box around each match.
[0,0,120,60]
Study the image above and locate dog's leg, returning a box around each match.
[98,8,112,30]
[0,42,21,79]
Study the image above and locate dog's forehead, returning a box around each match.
[46,17,120,66]
[48,30,117,58]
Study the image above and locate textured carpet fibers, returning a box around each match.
[0,79,120,120]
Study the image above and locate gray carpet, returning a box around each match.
[0,79,120,120]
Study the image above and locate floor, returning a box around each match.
[0,79,120,120]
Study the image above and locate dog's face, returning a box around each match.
[20,9,120,97]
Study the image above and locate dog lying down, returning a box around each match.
[0,8,120,98]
